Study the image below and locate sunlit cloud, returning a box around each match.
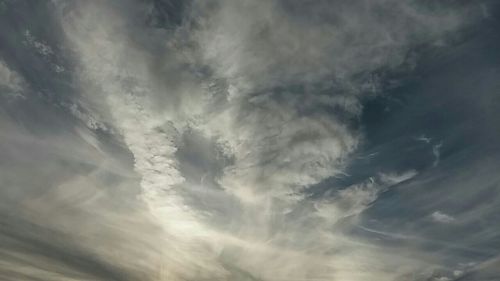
[0,0,498,280]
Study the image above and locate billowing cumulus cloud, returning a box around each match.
[1,0,499,280]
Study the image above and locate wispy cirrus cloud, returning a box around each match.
[0,0,495,280]
[49,1,478,280]
[431,211,456,224]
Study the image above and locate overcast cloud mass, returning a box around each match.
[1,0,500,280]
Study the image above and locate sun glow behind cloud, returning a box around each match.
[49,1,476,280]
[1,0,498,280]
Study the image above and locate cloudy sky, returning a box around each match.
[1,0,500,280]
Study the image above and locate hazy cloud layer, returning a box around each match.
[1,0,499,281]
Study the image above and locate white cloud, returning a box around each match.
[68,103,110,131]
[315,180,379,222]
[194,0,462,95]
[453,270,464,277]
[51,0,473,280]
[57,3,228,279]
[0,59,25,100]
[433,142,443,167]
[416,134,432,144]
[379,170,418,185]
[24,30,54,56]
[431,211,456,224]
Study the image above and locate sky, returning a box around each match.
[1,0,500,280]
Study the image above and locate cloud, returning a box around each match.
[431,211,456,224]
[0,105,162,280]
[23,30,54,56]
[41,0,481,280]
[314,180,379,222]
[193,0,463,95]
[416,134,432,144]
[433,142,443,167]
[0,59,26,100]
[379,169,418,185]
